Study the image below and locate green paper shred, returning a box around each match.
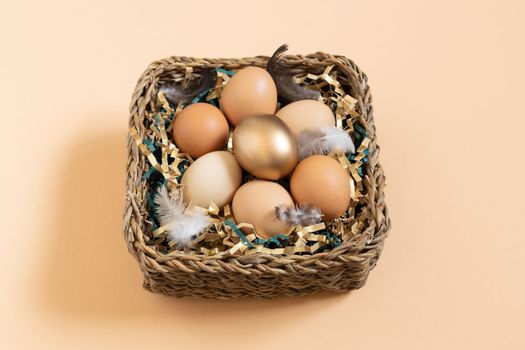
[308,231,342,253]
[325,232,342,247]
[143,138,156,152]
[144,170,166,228]
[191,88,213,104]
[354,123,367,138]
[347,122,369,177]
[224,219,254,248]
[142,166,156,180]
[252,234,290,248]
[216,68,235,76]
[351,125,365,149]
[265,234,289,249]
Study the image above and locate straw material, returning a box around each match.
[123,51,390,299]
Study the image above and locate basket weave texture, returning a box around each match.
[123,52,390,299]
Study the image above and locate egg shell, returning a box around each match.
[232,114,298,180]
[220,67,277,126]
[290,155,350,220]
[173,103,229,158]
[181,151,242,209]
[232,180,293,238]
[275,100,335,136]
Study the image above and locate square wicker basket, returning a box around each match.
[123,51,390,299]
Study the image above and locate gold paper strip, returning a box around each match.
[130,127,164,174]
[305,234,327,242]
[223,204,232,218]
[157,91,173,114]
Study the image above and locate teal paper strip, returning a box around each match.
[224,219,254,248]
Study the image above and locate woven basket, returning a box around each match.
[123,51,390,299]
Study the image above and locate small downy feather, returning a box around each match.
[275,203,323,227]
[154,186,211,247]
[158,67,216,106]
[266,44,321,103]
[297,126,356,160]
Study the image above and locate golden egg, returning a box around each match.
[220,67,277,126]
[233,114,297,180]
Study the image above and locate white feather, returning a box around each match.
[154,186,184,224]
[154,186,210,247]
[166,210,210,247]
[297,126,355,160]
[297,128,324,160]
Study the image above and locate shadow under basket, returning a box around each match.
[123,51,391,299]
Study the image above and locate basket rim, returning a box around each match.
[124,52,390,270]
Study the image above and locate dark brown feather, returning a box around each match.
[158,67,216,106]
[266,44,321,103]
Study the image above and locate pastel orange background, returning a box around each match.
[2,0,524,349]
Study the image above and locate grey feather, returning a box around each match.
[275,203,324,226]
[266,44,321,103]
[297,126,356,160]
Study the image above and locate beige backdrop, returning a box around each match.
[1,0,524,349]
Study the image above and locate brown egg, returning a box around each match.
[220,67,277,126]
[173,103,229,158]
[232,180,294,238]
[275,100,335,136]
[290,155,350,220]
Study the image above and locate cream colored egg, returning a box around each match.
[275,100,335,136]
[232,180,294,238]
[181,151,242,208]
